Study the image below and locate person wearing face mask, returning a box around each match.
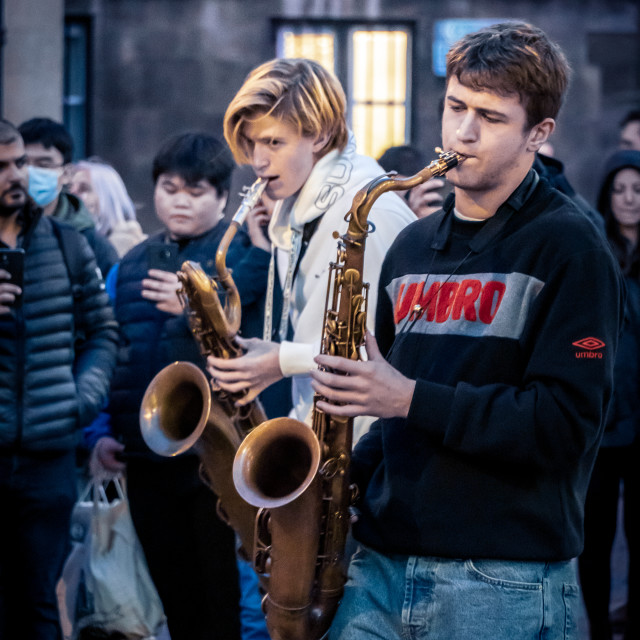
[578,149,640,640]
[18,118,119,278]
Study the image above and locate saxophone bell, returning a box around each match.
[233,417,322,508]
[138,176,273,566]
[140,361,210,456]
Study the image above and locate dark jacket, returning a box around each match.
[534,152,605,234]
[0,201,119,453]
[596,150,640,446]
[351,169,624,561]
[53,191,119,278]
[108,222,262,455]
[603,277,640,447]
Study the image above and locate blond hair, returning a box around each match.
[224,58,348,164]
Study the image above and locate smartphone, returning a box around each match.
[145,243,179,272]
[0,248,25,305]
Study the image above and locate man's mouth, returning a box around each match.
[3,188,27,202]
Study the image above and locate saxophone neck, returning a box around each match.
[347,149,463,236]
[212,177,269,334]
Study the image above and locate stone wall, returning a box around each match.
[3,0,65,124]
[62,0,639,231]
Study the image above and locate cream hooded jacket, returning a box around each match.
[265,135,416,440]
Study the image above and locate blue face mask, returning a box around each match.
[28,165,63,207]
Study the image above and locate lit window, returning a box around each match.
[275,21,412,159]
[351,29,409,159]
[278,29,335,74]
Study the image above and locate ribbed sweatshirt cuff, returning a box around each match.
[279,341,316,377]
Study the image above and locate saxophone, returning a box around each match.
[232,149,463,640]
[139,177,269,561]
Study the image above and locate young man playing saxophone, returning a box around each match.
[310,22,624,640]
[207,58,415,443]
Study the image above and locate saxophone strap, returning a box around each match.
[263,214,324,342]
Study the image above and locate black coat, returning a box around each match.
[108,223,264,454]
[0,203,118,453]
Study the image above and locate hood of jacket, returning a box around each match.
[267,132,383,251]
[52,191,96,232]
[597,149,640,215]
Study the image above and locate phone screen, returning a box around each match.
[0,248,25,286]
[0,248,25,306]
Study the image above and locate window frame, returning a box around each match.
[64,15,93,160]
[271,17,415,156]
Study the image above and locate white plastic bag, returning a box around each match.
[57,476,166,639]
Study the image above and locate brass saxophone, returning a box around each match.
[232,150,463,640]
[139,177,269,561]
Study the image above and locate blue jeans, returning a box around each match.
[329,545,580,640]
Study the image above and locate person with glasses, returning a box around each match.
[18,118,118,278]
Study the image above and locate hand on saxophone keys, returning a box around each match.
[310,331,416,419]
[206,335,283,405]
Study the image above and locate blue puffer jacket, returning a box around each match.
[0,203,119,453]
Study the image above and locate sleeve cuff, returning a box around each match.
[279,341,316,377]
[406,379,455,437]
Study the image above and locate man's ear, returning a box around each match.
[219,190,229,213]
[526,118,555,153]
[312,132,331,154]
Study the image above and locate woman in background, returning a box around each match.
[70,159,147,257]
[579,149,640,640]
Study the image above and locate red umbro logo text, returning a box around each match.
[572,337,605,359]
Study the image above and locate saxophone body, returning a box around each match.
[139,177,269,561]
[233,150,463,639]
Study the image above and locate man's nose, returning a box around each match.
[252,145,269,172]
[456,114,478,142]
[173,190,191,207]
[9,163,25,181]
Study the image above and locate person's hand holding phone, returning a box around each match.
[142,243,183,314]
[0,249,24,314]
[407,178,447,219]
[142,269,183,315]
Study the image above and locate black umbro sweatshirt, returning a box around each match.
[351,170,625,561]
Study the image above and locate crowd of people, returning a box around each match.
[0,18,638,640]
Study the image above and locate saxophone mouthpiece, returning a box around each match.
[232,177,269,225]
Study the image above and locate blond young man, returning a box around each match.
[208,58,415,441]
[310,23,625,640]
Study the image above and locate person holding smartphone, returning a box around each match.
[86,131,272,640]
[0,247,24,312]
[0,119,118,640]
